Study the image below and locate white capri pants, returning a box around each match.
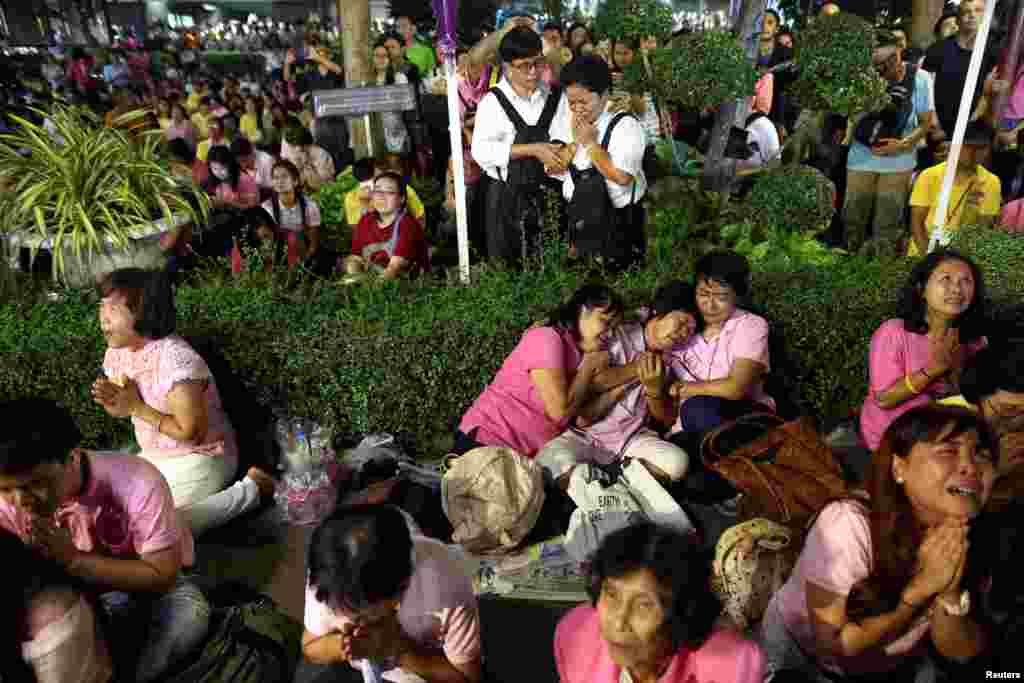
[535,429,690,482]
[22,587,113,683]
[139,451,261,537]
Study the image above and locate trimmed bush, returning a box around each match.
[1,228,1022,455]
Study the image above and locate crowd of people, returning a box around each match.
[2,3,1024,683]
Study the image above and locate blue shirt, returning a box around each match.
[847,69,933,174]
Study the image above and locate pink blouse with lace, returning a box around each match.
[103,335,237,462]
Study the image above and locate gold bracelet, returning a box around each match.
[905,374,921,395]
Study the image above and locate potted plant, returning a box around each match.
[0,102,208,287]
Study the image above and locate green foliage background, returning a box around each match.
[3,226,1023,456]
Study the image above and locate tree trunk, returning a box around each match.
[339,0,371,158]
[701,0,767,193]
[910,0,945,49]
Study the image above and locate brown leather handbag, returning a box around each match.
[702,415,849,527]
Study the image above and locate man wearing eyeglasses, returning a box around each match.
[472,26,572,265]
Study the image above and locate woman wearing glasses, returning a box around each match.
[344,172,430,281]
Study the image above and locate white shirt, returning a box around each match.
[561,110,647,208]
[471,78,572,182]
[737,115,780,171]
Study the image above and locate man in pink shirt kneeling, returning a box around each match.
[0,398,210,682]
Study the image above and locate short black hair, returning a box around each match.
[353,157,375,182]
[307,505,414,614]
[961,344,1024,404]
[543,22,562,34]
[695,250,751,298]
[586,524,721,651]
[963,119,995,146]
[0,399,82,475]
[167,137,195,164]
[547,283,624,337]
[764,9,781,24]
[96,268,177,339]
[560,55,611,96]
[897,248,987,344]
[935,11,958,36]
[230,136,254,158]
[199,96,212,106]
[499,27,544,64]
[373,171,407,202]
[650,280,698,319]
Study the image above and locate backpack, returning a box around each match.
[157,594,304,683]
[489,86,562,191]
[441,447,546,554]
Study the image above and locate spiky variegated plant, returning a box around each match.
[0,102,208,281]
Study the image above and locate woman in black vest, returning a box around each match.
[559,55,648,270]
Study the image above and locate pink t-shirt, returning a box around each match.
[581,321,680,457]
[999,198,1024,234]
[458,326,582,456]
[860,319,987,450]
[213,173,259,207]
[304,536,480,682]
[668,309,774,432]
[554,604,765,683]
[0,452,194,567]
[103,335,237,463]
[765,500,930,676]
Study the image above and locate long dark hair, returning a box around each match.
[206,145,242,192]
[846,404,997,619]
[547,283,624,339]
[897,248,987,344]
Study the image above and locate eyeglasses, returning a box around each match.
[509,58,544,75]
[372,189,400,196]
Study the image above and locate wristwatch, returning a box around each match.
[936,590,970,616]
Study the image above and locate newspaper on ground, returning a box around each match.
[454,536,589,603]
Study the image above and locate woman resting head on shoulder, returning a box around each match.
[555,523,765,683]
[760,404,997,680]
[860,249,988,451]
[454,283,624,457]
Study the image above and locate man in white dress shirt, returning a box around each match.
[471,26,572,264]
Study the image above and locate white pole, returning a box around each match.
[364,114,374,157]
[444,55,471,284]
[927,0,996,252]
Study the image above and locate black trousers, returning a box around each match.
[484,178,546,267]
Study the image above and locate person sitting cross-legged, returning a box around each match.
[301,504,482,682]
[91,268,276,537]
[535,281,698,489]
[555,523,765,683]
[343,171,430,282]
[0,398,210,682]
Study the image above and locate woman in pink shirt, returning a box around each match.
[668,251,775,447]
[760,404,997,681]
[91,269,276,536]
[456,284,624,457]
[205,146,259,211]
[164,103,196,147]
[555,523,765,683]
[860,250,988,451]
[302,505,482,682]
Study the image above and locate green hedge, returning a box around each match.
[2,227,1023,455]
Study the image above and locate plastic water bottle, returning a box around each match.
[358,659,384,683]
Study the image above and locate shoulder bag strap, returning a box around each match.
[537,87,562,131]
[602,113,638,204]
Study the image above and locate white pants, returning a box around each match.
[139,452,261,537]
[535,429,690,482]
[22,588,112,683]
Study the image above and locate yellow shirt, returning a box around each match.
[185,92,202,114]
[191,112,211,141]
[908,162,1002,257]
[240,113,263,144]
[344,186,426,227]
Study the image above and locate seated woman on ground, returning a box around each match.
[91,268,276,536]
[205,145,259,212]
[343,157,427,229]
[1,529,113,683]
[860,249,988,451]
[343,171,430,282]
[555,523,765,683]
[264,159,322,266]
[230,207,296,274]
[281,124,336,194]
[667,250,775,450]
[302,505,482,682]
[760,404,996,681]
[455,284,624,457]
[536,281,698,488]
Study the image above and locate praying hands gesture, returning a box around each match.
[336,615,410,663]
[24,514,79,569]
[636,352,666,397]
[928,327,962,378]
[574,119,598,148]
[92,375,144,418]
[903,518,969,607]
